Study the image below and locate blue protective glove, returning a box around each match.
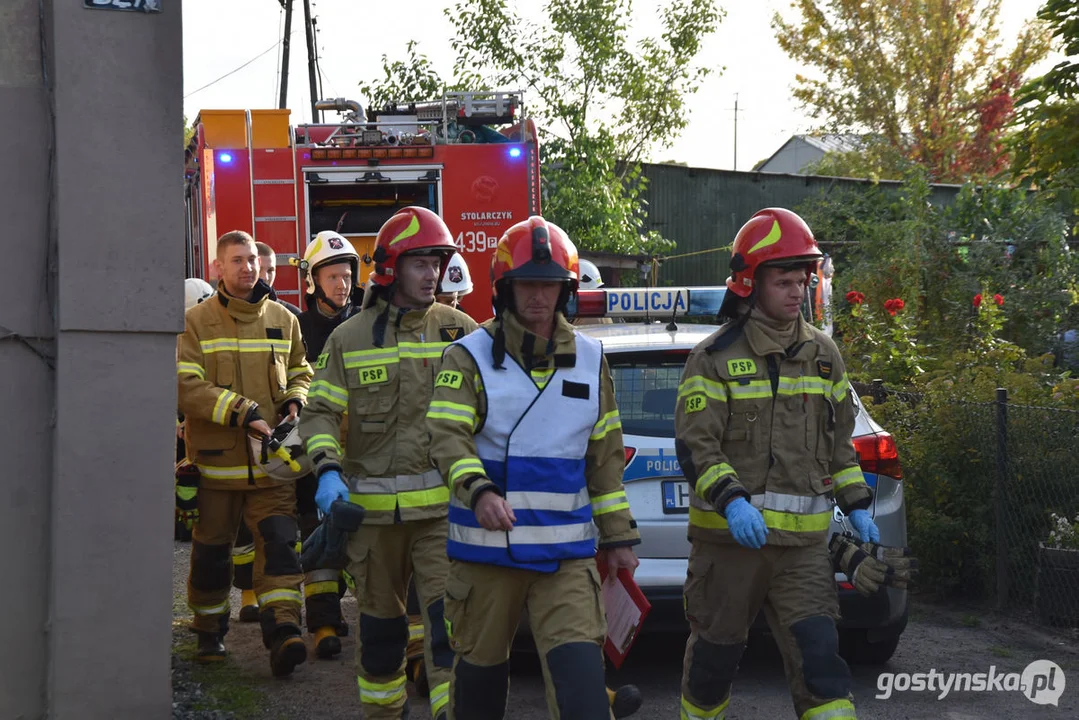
[848,509,881,544]
[724,497,769,549]
[315,470,350,515]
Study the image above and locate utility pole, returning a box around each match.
[302,0,319,121]
[278,0,293,109]
[733,93,739,171]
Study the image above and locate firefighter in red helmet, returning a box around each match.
[298,206,477,720]
[675,208,877,720]
[426,216,641,719]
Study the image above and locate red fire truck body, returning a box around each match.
[183,93,540,320]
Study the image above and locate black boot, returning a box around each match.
[269,628,307,677]
[195,632,226,663]
[610,684,642,718]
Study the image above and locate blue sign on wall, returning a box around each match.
[84,0,162,12]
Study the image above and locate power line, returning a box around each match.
[184,32,298,100]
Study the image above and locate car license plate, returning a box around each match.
[661,480,690,514]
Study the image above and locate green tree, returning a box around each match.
[358,0,721,255]
[1008,0,1079,221]
[184,115,194,148]
[358,40,472,112]
[774,0,1051,182]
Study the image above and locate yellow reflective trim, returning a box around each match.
[176,486,198,501]
[357,674,407,705]
[287,366,308,379]
[832,373,849,401]
[727,379,773,400]
[449,458,486,484]
[397,485,450,508]
[304,581,340,598]
[199,338,291,354]
[409,623,425,640]
[800,698,857,720]
[343,347,399,369]
[210,389,235,425]
[389,214,420,245]
[196,464,267,481]
[689,506,832,533]
[177,361,206,379]
[349,493,397,511]
[189,601,230,616]
[747,219,782,254]
[590,409,622,440]
[306,433,342,454]
[257,588,302,607]
[680,694,729,720]
[832,466,865,490]
[233,550,255,566]
[695,463,736,499]
[399,340,449,359]
[677,375,727,401]
[430,681,451,717]
[309,380,348,408]
[591,490,630,516]
[427,400,478,426]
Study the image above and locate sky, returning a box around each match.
[182,0,1064,171]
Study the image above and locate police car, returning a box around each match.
[571,286,909,665]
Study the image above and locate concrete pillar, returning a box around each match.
[0,1,184,717]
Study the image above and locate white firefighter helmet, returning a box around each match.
[439,253,473,296]
[185,278,214,311]
[248,417,314,482]
[578,258,604,290]
[301,230,359,295]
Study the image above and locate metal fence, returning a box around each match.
[857,383,1079,626]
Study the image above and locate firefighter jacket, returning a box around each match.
[177,281,312,489]
[426,312,640,572]
[298,302,360,362]
[298,297,477,524]
[674,313,872,547]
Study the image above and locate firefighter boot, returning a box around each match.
[313,626,342,660]
[195,632,226,664]
[269,628,307,677]
[239,589,259,623]
[608,684,642,718]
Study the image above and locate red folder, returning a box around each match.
[596,562,652,669]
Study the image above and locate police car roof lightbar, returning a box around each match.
[567,287,727,319]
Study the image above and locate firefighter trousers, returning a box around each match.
[680,541,857,720]
[443,558,611,720]
[297,474,344,633]
[346,517,453,720]
[407,578,425,664]
[188,484,303,646]
[232,520,255,592]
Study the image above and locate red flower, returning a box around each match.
[993,294,1004,307]
[883,298,905,316]
[845,290,865,305]
[973,293,983,308]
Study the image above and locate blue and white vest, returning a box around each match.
[447,328,602,572]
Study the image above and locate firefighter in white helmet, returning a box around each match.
[578,258,605,290]
[436,252,473,309]
[185,278,215,312]
[288,230,365,659]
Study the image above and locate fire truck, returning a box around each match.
[183,92,540,320]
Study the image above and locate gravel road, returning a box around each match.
[172,540,1078,719]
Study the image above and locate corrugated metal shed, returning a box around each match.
[639,164,961,287]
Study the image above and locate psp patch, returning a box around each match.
[817,360,833,379]
[685,394,706,414]
[315,353,329,370]
[328,235,344,250]
[447,265,463,283]
[727,358,757,377]
[440,326,465,342]
[435,370,463,390]
[357,365,389,385]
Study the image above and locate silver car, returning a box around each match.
[577,314,909,665]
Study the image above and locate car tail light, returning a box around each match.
[853,431,902,479]
[837,580,855,591]
[624,447,636,468]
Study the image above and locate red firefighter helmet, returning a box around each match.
[726,207,823,298]
[370,206,457,288]
[491,216,579,308]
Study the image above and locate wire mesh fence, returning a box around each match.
[856,382,1079,626]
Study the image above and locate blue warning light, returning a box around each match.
[219,152,233,164]
[508,147,522,158]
